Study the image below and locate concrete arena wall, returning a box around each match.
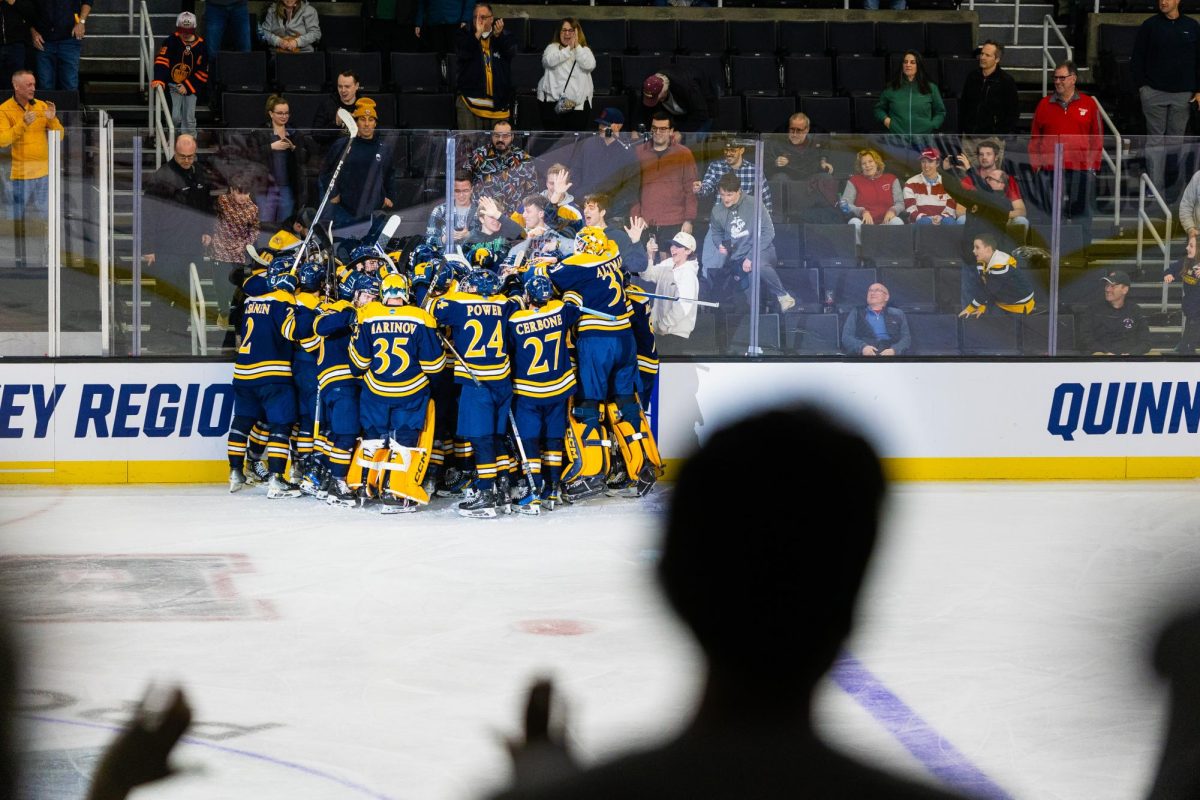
[1,360,1198,483]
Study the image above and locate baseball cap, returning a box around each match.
[352,97,377,119]
[596,107,624,126]
[919,146,940,162]
[1102,270,1131,286]
[176,11,197,28]
[642,73,667,107]
[671,231,697,251]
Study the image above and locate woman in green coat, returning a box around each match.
[874,50,945,147]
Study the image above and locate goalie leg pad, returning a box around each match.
[563,399,611,482]
[379,400,436,505]
[607,398,663,492]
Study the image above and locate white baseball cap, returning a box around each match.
[671,232,697,252]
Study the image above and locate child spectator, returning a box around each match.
[150,12,208,136]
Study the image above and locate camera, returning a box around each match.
[603,126,613,139]
[637,123,647,136]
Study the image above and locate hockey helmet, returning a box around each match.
[525,274,555,306]
[463,268,501,297]
[408,242,440,272]
[427,259,455,296]
[381,272,411,303]
[297,260,325,292]
[348,242,386,272]
[445,253,472,279]
[574,226,611,256]
[469,245,497,272]
[270,269,298,294]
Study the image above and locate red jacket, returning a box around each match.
[632,141,698,227]
[1028,92,1103,172]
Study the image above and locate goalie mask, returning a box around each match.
[381,272,411,304]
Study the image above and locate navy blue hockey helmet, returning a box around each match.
[409,242,440,272]
[297,260,325,292]
[463,268,501,297]
[525,274,555,306]
[348,242,386,271]
[427,259,454,296]
[270,269,298,294]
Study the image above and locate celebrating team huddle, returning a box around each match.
[225,217,663,519]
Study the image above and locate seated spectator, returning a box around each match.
[426,169,480,248]
[252,94,311,227]
[536,17,595,132]
[840,148,904,238]
[464,194,523,264]
[904,147,964,225]
[567,107,640,218]
[313,70,361,144]
[633,69,713,133]
[841,282,910,356]
[1085,270,1150,355]
[319,97,396,230]
[501,194,573,270]
[960,232,1035,317]
[455,2,517,130]
[465,120,539,213]
[956,138,1029,245]
[704,171,794,312]
[257,0,321,53]
[693,135,772,214]
[766,112,832,181]
[1177,166,1200,246]
[150,12,207,138]
[1163,237,1200,353]
[874,50,945,144]
[642,230,700,353]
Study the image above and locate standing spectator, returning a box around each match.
[841,283,910,356]
[1029,60,1102,244]
[903,147,964,225]
[641,230,700,353]
[0,70,63,267]
[426,168,479,247]
[30,0,88,91]
[0,0,34,85]
[151,12,208,137]
[414,0,472,54]
[454,2,516,130]
[958,40,1019,163]
[705,171,795,312]
[567,107,640,217]
[204,0,251,74]
[320,97,396,229]
[257,0,321,53]
[464,120,539,212]
[957,138,1029,245]
[1084,270,1150,355]
[840,148,904,239]
[1164,236,1200,353]
[463,194,522,264]
[536,17,594,132]
[631,112,697,244]
[874,50,945,145]
[209,180,259,336]
[1131,0,1200,197]
[1178,166,1200,246]
[312,70,360,144]
[766,112,832,181]
[633,69,713,133]
[693,135,772,214]
[253,94,310,226]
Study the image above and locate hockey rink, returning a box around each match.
[3,480,1199,800]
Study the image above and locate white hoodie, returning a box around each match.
[643,256,699,338]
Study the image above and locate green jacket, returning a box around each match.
[874,79,946,136]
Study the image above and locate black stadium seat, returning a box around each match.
[745,95,796,133]
[730,55,781,94]
[390,52,443,93]
[217,51,268,91]
[728,20,778,55]
[678,20,726,55]
[584,19,628,55]
[320,15,363,51]
[800,95,850,133]
[877,23,925,57]
[329,51,382,92]
[221,92,272,128]
[783,56,833,97]
[836,55,885,96]
[274,51,326,92]
[779,21,826,56]
[828,22,875,56]
[822,267,878,312]
[628,19,676,55]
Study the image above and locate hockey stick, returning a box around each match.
[293,108,360,272]
[625,288,721,308]
[576,305,617,321]
[437,332,539,499]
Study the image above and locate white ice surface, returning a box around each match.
[3,480,1199,800]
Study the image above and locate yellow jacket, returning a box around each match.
[0,97,65,180]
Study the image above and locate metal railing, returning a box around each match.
[137,0,153,95]
[150,83,175,169]
[99,111,113,357]
[47,129,62,357]
[188,262,208,357]
[1094,100,1125,230]
[1136,173,1174,311]
[1041,16,1074,97]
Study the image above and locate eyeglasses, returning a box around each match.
[560,27,574,32]
[477,12,493,19]
[650,125,671,132]
[788,127,808,133]
[271,109,290,115]
[175,153,196,160]
[1053,74,1072,81]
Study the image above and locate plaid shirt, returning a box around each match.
[697,159,772,213]
[466,145,539,212]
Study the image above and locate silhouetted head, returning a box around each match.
[658,405,884,689]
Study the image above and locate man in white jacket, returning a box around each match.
[643,230,700,353]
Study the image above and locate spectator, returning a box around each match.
[30,0,88,91]
[491,405,970,800]
[539,163,583,234]
[1164,237,1200,353]
[1132,0,1200,197]
[426,168,480,247]
[840,148,904,239]
[320,97,396,229]
[536,17,594,132]
[0,0,34,85]
[958,40,1019,165]
[567,107,640,217]
[960,232,1035,318]
[634,68,713,133]
[641,230,699,353]
[204,0,251,73]
[865,0,905,10]
[766,112,832,181]
[209,180,259,338]
[257,0,321,53]
[693,135,772,214]
[1084,270,1150,355]
[501,194,573,270]
[1178,166,1200,246]
[0,70,64,268]
[705,171,795,313]
[903,147,964,225]
[631,112,698,244]
[874,50,945,145]
[464,120,539,213]
[312,70,361,144]
[455,2,516,130]
[957,138,1029,245]
[414,0,473,54]
[842,282,910,356]
[463,194,523,264]
[253,94,311,226]
[579,191,647,274]
[1029,60,1101,244]
[151,12,208,137]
